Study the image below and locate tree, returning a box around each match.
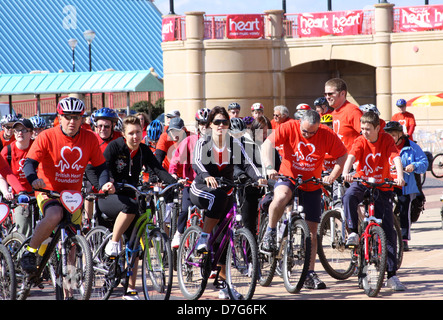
[131,97,164,121]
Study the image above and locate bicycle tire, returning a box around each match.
[55,234,93,300]
[282,218,311,294]
[0,243,16,300]
[86,226,114,300]
[177,225,207,300]
[142,229,173,300]
[317,209,355,280]
[3,232,28,300]
[226,227,258,300]
[257,213,277,287]
[393,216,403,270]
[359,225,387,297]
[431,153,443,178]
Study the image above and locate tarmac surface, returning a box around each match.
[25,175,443,301]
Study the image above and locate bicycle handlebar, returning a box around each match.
[352,177,402,188]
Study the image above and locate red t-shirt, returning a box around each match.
[332,101,363,152]
[1,142,34,193]
[0,133,15,149]
[350,132,400,191]
[391,111,416,140]
[94,131,123,154]
[268,121,347,191]
[27,126,105,192]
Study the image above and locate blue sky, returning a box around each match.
[154,0,434,15]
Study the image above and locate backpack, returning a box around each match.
[411,172,426,223]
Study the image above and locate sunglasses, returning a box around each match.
[212,119,229,126]
[63,114,82,121]
[3,125,13,130]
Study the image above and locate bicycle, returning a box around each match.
[177,178,259,300]
[257,175,312,293]
[0,243,16,300]
[86,182,173,300]
[8,188,93,300]
[431,152,443,178]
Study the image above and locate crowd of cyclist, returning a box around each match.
[0,77,429,299]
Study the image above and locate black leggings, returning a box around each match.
[189,182,233,220]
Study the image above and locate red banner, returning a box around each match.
[399,5,443,32]
[162,17,176,42]
[297,10,363,37]
[226,14,264,39]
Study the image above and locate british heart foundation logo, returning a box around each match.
[55,146,84,172]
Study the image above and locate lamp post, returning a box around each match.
[169,0,175,14]
[83,30,96,112]
[68,38,77,72]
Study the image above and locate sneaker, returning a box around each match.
[105,240,121,257]
[218,287,243,300]
[261,229,277,253]
[21,250,37,274]
[196,233,209,253]
[346,232,359,246]
[123,290,140,300]
[304,271,326,289]
[171,231,182,249]
[403,240,409,252]
[386,275,406,291]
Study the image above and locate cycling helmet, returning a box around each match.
[114,117,123,132]
[396,99,407,107]
[320,114,333,124]
[57,97,85,115]
[228,102,241,110]
[230,117,246,134]
[195,107,211,123]
[251,102,264,111]
[384,121,403,132]
[94,107,118,122]
[29,116,47,129]
[146,119,164,141]
[296,103,311,111]
[242,116,254,125]
[359,104,380,115]
[1,114,19,125]
[314,97,328,107]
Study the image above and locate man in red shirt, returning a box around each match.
[21,97,115,274]
[262,109,347,289]
[342,111,406,291]
[391,98,416,140]
[325,78,363,152]
[0,114,17,150]
[270,105,291,129]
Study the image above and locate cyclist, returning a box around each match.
[293,103,311,120]
[94,115,177,300]
[0,118,35,237]
[29,116,47,139]
[384,120,428,251]
[251,102,264,119]
[135,112,149,137]
[169,107,210,248]
[228,102,241,119]
[313,96,332,116]
[229,117,246,139]
[261,109,347,289]
[341,111,406,291]
[325,78,363,152]
[0,114,18,149]
[391,98,416,140]
[21,97,115,274]
[271,105,291,129]
[242,116,254,129]
[145,119,164,152]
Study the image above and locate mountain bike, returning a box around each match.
[177,178,259,300]
[10,188,93,300]
[86,182,173,300]
[0,243,16,299]
[257,175,311,293]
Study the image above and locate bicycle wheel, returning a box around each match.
[55,234,93,300]
[226,227,258,300]
[282,218,311,294]
[317,209,355,280]
[3,232,27,300]
[142,229,173,300]
[177,225,207,300]
[86,226,114,300]
[431,153,443,178]
[359,225,387,297]
[393,216,403,270]
[0,244,16,300]
[257,213,277,287]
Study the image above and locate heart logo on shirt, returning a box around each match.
[293,142,316,162]
[60,190,84,214]
[0,203,10,224]
[333,120,343,140]
[362,153,382,176]
[55,146,84,172]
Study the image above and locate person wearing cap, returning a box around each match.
[391,99,416,140]
[0,118,35,236]
[251,102,264,119]
[384,120,428,251]
[165,109,180,129]
[228,102,241,119]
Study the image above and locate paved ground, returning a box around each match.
[25,175,443,301]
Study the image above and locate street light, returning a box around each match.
[83,30,96,72]
[68,38,77,72]
[169,0,175,14]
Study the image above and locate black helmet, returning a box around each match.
[384,121,403,132]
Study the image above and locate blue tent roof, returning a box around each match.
[0,70,163,95]
[0,0,164,77]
